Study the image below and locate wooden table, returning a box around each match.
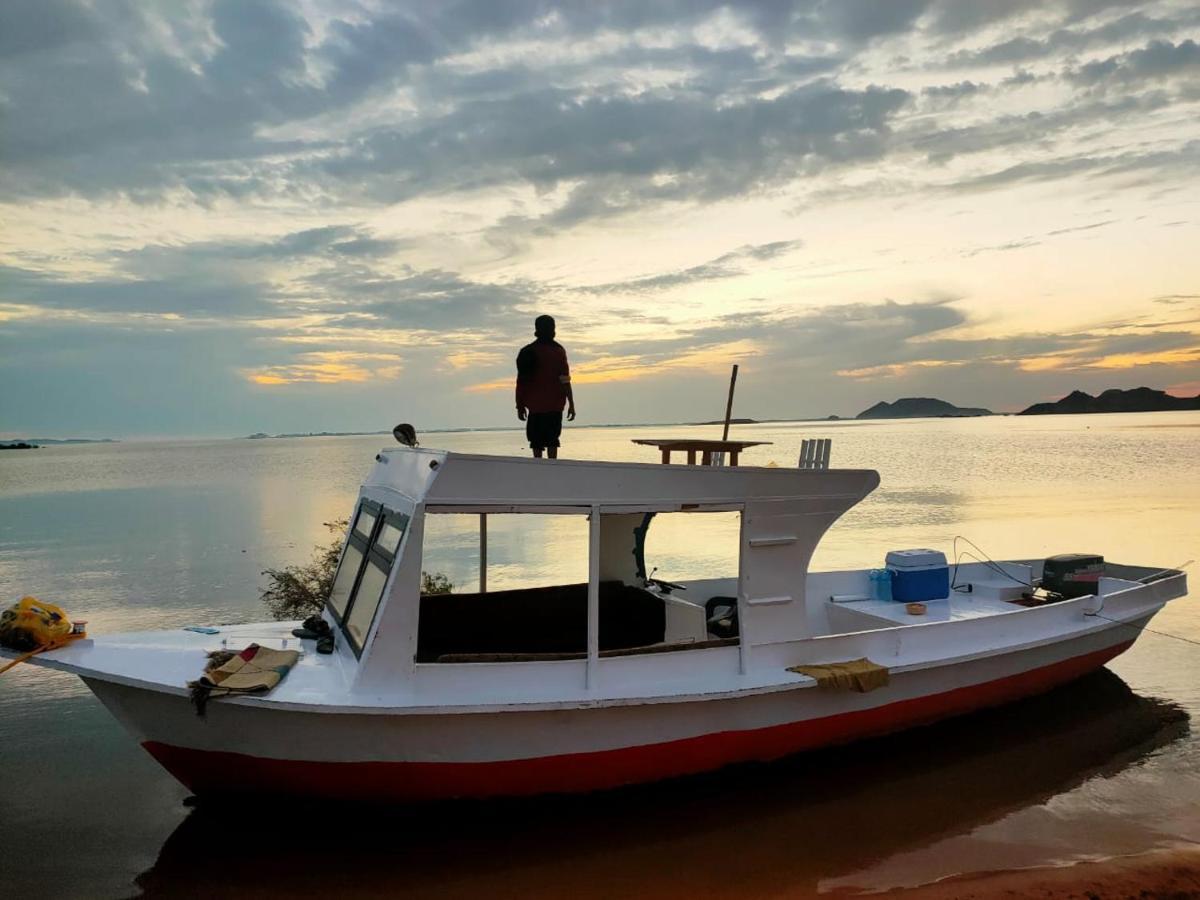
[631,438,771,466]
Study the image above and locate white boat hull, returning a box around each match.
[83,618,1144,801]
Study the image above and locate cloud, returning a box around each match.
[2,1,1200,434]
[1044,219,1117,235]
[243,351,404,386]
[946,140,1200,193]
[1,0,916,211]
[577,239,803,294]
[315,81,911,216]
[942,11,1192,68]
[0,264,279,318]
[1067,38,1200,88]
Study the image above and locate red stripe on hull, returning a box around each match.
[143,641,1132,801]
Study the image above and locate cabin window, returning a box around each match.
[642,510,740,581]
[345,558,388,649]
[415,507,741,663]
[417,511,589,663]
[421,512,589,592]
[328,501,378,620]
[329,502,410,655]
[602,510,742,652]
[353,505,378,540]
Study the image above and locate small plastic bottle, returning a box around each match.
[869,568,894,603]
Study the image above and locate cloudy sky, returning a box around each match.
[2,0,1199,438]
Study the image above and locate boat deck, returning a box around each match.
[834,594,1021,627]
[2,565,1177,715]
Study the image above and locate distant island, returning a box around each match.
[247,430,391,439]
[856,398,993,419]
[0,438,117,446]
[1020,387,1200,416]
[693,418,759,426]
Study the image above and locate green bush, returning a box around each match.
[261,518,452,621]
[422,571,454,594]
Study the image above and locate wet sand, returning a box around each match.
[867,847,1200,899]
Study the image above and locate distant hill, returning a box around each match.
[1,438,117,446]
[856,398,993,419]
[245,430,390,439]
[1019,387,1200,416]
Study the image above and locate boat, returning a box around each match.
[1,446,1188,801]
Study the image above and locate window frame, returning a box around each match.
[412,505,744,668]
[328,500,410,658]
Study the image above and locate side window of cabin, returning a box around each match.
[328,502,377,620]
[414,509,740,663]
[417,512,589,663]
[600,510,742,651]
[329,502,409,654]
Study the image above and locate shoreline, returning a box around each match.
[843,846,1200,899]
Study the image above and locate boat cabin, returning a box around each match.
[324,449,879,694]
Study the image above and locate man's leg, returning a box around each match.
[545,411,563,460]
[527,412,542,458]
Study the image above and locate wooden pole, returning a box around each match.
[721,364,739,440]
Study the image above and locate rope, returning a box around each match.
[0,633,86,677]
[1085,611,1200,648]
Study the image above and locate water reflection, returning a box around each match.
[134,671,1187,899]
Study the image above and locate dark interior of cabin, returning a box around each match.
[416,581,666,662]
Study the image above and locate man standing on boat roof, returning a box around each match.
[515,315,575,459]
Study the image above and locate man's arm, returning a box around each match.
[560,349,575,421]
[515,379,527,420]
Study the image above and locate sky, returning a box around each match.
[1,0,1199,439]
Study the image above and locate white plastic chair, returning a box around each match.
[798,438,831,470]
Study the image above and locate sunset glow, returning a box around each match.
[2,1,1198,435]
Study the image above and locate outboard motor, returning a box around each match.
[1042,554,1104,598]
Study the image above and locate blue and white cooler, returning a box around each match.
[886,549,949,602]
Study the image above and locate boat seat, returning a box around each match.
[798,438,831,470]
[416,581,666,663]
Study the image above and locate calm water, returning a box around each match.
[1,414,1198,898]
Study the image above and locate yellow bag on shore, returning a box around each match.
[0,596,75,652]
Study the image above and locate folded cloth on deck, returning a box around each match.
[787,658,889,693]
[188,643,300,716]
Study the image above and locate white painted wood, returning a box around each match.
[475,513,486,593]
[737,510,750,675]
[798,438,832,470]
[587,504,601,689]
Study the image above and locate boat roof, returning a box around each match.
[368,448,881,510]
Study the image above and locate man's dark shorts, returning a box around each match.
[526,411,563,450]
